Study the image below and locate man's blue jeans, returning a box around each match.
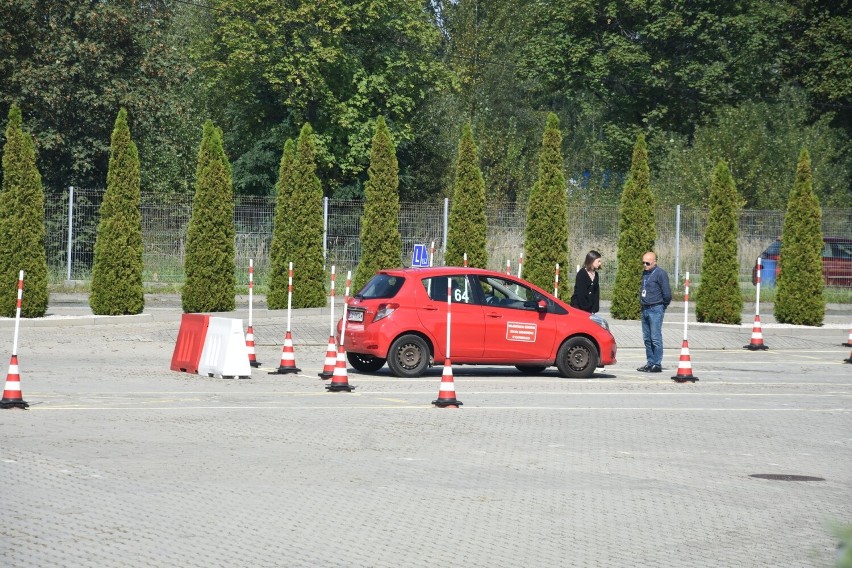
[641,304,665,366]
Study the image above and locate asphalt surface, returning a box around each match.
[1,294,850,567]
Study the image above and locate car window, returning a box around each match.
[421,275,475,304]
[356,274,404,299]
[828,242,852,260]
[477,275,541,310]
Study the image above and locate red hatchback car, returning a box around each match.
[339,267,617,378]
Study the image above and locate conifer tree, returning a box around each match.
[288,123,327,308]
[268,138,295,309]
[0,104,48,318]
[775,148,825,325]
[90,109,144,315]
[182,121,236,313]
[523,113,569,296]
[695,160,742,324]
[611,133,656,320]
[353,117,403,292]
[446,122,488,269]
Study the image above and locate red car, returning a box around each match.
[752,236,852,287]
[338,267,617,378]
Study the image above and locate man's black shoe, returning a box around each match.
[649,365,662,373]
[637,364,651,372]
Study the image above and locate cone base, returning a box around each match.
[326,383,355,392]
[743,343,769,351]
[269,367,301,375]
[249,361,261,368]
[432,398,463,407]
[0,399,29,409]
[844,357,852,364]
[671,375,699,383]
[842,342,852,347]
[318,370,333,379]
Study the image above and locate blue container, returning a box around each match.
[760,258,777,287]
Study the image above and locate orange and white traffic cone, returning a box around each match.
[318,336,337,379]
[743,315,769,350]
[842,328,852,348]
[269,330,301,374]
[432,359,463,407]
[326,346,354,392]
[246,325,260,368]
[0,355,28,409]
[671,340,699,383]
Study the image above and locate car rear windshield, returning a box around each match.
[355,274,405,299]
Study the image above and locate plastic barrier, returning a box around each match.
[198,317,252,379]
[760,258,777,287]
[170,314,210,374]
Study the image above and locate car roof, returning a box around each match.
[379,266,516,278]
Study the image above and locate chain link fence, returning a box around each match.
[47,188,852,290]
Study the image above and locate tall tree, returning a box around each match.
[523,113,569,296]
[695,160,742,324]
[446,123,488,269]
[0,104,48,318]
[182,121,236,313]
[353,117,403,292]
[267,139,296,310]
[90,109,144,315]
[611,133,656,320]
[288,123,327,308]
[775,148,825,326]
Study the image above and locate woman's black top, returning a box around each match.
[570,268,599,313]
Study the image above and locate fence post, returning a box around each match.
[66,186,74,281]
[442,197,449,253]
[674,204,681,288]
[322,196,328,266]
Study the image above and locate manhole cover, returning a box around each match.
[749,474,825,482]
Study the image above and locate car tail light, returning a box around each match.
[374,303,399,322]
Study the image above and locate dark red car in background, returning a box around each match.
[752,236,852,287]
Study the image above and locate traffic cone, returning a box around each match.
[326,346,354,392]
[432,359,463,407]
[0,355,28,409]
[245,325,260,368]
[842,328,852,348]
[743,315,769,350]
[671,340,699,383]
[269,331,301,374]
[318,336,337,379]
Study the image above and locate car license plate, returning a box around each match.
[347,310,364,322]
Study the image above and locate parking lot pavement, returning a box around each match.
[1,303,850,567]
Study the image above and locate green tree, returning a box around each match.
[695,160,742,324]
[288,123,327,308]
[446,123,488,269]
[0,104,48,318]
[353,117,403,292]
[267,138,296,310]
[775,148,825,326]
[89,109,144,315]
[611,133,656,320]
[523,113,569,296]
[182,121,236,313]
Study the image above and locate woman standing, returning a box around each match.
[570,250,601,313]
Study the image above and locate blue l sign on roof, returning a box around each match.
[412,244,429,267]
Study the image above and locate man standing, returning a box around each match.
[638,251,672,373]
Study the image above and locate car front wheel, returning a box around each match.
[346,352,386,373]
[387,334,431,378]
[555,337,598,378]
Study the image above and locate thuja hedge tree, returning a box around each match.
[353,117,402,293]
[288,123,327,308]
[611,133,656,320]
[89,109,144,315]
[182,121,236,313]
[446,122,488,269]
[695,160,742,324]
[0,104,48,318]
[775,148,825,326]
[524,113,569,297]
[267,138,295,309]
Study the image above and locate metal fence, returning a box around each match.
[47,188,852,289]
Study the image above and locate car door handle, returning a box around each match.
[423,305,439,311]
[486,312,502,318]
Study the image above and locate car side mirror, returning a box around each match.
[536,300,548,312]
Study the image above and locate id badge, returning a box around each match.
[641,289,647,298]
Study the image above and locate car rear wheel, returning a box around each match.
[346,352,386,373]
[555,337,598,378]
[387,334,430,378]
[515,365,547,375]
